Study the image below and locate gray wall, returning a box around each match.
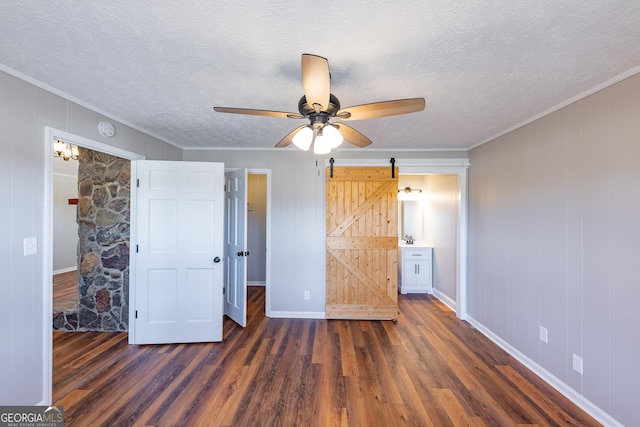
[0,69,180,405]
[468,71,640,426]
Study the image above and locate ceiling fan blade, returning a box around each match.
[214,107,303,119]
[336,98,425,121]
[301,54,330,113]
[275,125,307,147]
[334,123,372,147]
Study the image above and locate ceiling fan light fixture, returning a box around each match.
[313,136,332,155]
[321,124,343,149]
[292,126,313,150]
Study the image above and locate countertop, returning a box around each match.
[398,241,431,248]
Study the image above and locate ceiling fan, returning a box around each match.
[214,54,425,154]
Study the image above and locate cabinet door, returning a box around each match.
[403,260,419,286]
[415,260,431,286]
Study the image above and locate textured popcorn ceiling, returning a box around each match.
[2,1,640,150]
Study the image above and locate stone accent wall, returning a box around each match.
[74,148,131,331]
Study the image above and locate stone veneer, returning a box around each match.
[53,147,131,331]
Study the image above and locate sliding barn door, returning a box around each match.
[326,167,399,319]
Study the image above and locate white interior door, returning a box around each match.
[224,168,248,327]
[134,160,224,344]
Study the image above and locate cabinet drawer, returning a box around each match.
[403,249,431,260]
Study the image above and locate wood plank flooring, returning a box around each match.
[53,270,78,312]
[53,287,601,427]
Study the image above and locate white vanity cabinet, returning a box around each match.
[398,244,433,294]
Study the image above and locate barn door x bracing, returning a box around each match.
[326,167,399,319]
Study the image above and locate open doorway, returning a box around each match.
[222,167,272,332]
[247,173,267,288]
[398,173,459,310]
[323,157,469,319]
[247,169,271,317]
[52,155,79,325]
[46,128,144,331]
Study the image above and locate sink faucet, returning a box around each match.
[404,235,414,244]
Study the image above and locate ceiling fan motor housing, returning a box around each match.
[298,94,341,118]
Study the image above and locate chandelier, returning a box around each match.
[53,139,79,161]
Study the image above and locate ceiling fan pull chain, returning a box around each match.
[329,157,335,178]
[390,158,396,178]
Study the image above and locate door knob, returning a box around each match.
[213,257,221,263]
[237,251,243,257]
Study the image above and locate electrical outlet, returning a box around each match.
[572,354,583,375]
[304,291,310,300]
[539,326,548,343]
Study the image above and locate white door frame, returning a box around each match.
[324,158,469,320]
[44,127,144,402]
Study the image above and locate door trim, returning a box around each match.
[44,127,145,402]
[324,157,470,320]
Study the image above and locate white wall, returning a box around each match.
[52,157,78,272]
[422,174,458,304]
[468,71,640,426]
[0,68,181,405]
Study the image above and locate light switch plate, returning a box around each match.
[23,237,38,256]
[539,326,548,343]
[572,354,583,375]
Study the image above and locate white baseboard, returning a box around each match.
[53,266,77,275]
[431,288,456,311]
[466,316,623,427]
[247,281,266,286]
[268,311,325,319]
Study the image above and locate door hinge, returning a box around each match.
[223,287,226,294]
[136,244,139,253]
[135,310,138,319]
[224,184,227,192]
[136,178,140,188]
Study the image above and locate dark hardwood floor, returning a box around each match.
[53,287,601,426]
[53,270,78,312]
